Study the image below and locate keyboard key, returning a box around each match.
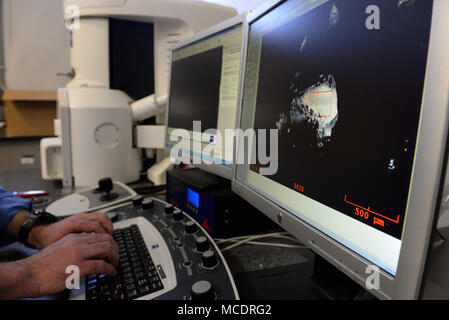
[151,282,163,291]
[86,225,164,300]
[87,287,98,300]
[138,285,151,295]
[137,278,148,286]
[127,289,138,299]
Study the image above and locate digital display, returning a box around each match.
[237,0,433,275]
[187,188,200,209]
[167,25,243,167]
[168,46,223,132]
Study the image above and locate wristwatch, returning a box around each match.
[18,209,58,248]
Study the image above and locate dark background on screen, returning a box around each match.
[250,0,433,239]
[168,46,224,132]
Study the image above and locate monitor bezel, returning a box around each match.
[231,0,449,300]
[165,13,249,180]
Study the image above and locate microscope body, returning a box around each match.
[41,0,236,188]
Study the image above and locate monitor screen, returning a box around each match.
[236,0,433,276]
[167,24,243,168]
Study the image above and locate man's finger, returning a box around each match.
[75,212,114,234]
[81,241,120,268]
[81,260,117,278]
[69,219,108,236]
[77,233,119,252]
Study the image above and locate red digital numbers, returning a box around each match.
[293,183,305,193]
[355,207,369,220]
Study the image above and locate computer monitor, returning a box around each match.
[165,14,248,179]
[232,0,449,299]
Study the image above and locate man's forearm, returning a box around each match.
[0,210,46,249]
[0,261,33,300]
[0,210,30,244]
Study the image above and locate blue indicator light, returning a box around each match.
[187,188,200,209]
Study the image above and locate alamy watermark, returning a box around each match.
[65,265,80,290]
[365,265,381,290]
[366,5,381,30]
[169,121,279,176]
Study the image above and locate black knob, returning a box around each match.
[98,177,119,201]
[191,280,216,300]
[142,199,155,210]
[195,236,210,253]
[185,221,197,234]
[98,177,113,194]
[165,204,174,214]
[173,209,184,221]
[132,196,143,206]
[202,250,218,269]
[106,211,118,222]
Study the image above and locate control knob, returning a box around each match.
[132,196,143,206]
[173,209,184,221]
[191,280,216,300]
[185,221,197,234]
[165,204,174,214]
[195,236,210,253]
[202,250,218,269]
[142,199,155,210]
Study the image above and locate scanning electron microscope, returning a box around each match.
[40,0,236,189]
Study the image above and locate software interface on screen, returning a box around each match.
[166,24,243,167]
[236,0,433,275]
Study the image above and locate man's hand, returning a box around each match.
[1,233,120,299]
[28,212,114,250]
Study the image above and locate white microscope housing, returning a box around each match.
[41,0,236,188]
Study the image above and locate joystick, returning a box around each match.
[97,177,119,202]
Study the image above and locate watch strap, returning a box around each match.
[18,210,57,248]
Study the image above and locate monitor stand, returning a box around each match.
[233,253,376,300]
[233,257,324,300]
[422,236,449,299]
[311,255,376,300]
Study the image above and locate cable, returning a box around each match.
[214,232,289,244]
[435,228,446,241]
[221,239,307,250]
[238,241,307,249]
[216,233,308,252]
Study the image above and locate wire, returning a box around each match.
[222,239,307,250]
[435,228,446,241]
[238,241,306,249]
[214,232,289,244]
[215,233,308,252]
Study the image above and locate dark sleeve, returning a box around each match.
[0,186,33,235]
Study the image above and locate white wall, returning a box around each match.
[0,0,267,91]
[2,0,70,90]
[202,0,268,13]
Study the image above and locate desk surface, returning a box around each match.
[0,168,319,299]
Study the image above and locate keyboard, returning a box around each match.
[68,198,239,300]
[86,225,164,300]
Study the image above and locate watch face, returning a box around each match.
[32,210,45,218]
[33,210,57,222]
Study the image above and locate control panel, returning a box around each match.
[70,196,239,300]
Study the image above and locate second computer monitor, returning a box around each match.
[166,14,247,179]
[233,0,449,299]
